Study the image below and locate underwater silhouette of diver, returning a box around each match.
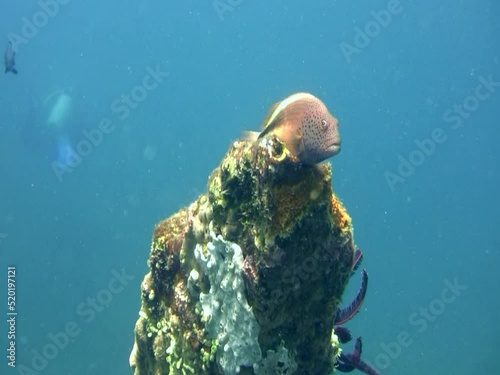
[21,88,89,166]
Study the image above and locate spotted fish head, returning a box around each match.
[257,92,341,165]
[298,94,341,164]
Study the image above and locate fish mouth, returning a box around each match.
[327,142,341,155]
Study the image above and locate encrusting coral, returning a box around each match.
[130,135,356,375]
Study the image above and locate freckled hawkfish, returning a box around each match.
[248,92,341,165]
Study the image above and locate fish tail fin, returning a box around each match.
[5,67,18,75]
[242,130,260,142]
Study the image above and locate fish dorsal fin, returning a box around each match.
[260,101,281,130]
[258,93,311,139]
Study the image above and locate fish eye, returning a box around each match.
[320,119,328,130]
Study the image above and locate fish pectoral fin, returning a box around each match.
[294,126,303,140]
[292,128,306,156]
[283,123,302,142]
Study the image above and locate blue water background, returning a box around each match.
[0,0,499,374]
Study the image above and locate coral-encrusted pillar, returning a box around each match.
[130,136,355,375]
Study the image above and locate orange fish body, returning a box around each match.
[257,92,341,165]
